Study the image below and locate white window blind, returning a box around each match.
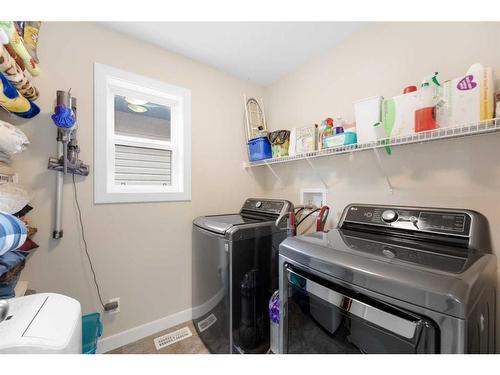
[114,144,172,186]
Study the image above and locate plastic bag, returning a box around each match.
[0,119,29,156]
[0,183,31,214]
[268,130,290,157]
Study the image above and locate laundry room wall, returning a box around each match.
[1,22,267,348]
[261,22,500,351]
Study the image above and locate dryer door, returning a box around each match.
[282,265,439,354]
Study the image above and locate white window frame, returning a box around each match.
[94,63,191,203]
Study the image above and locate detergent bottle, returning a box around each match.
[415,72,441,132]
[319,118,334,149]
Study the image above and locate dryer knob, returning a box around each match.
[255,201,262,208]
[382,210,398,223]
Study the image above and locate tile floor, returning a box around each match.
[107,321,210,354]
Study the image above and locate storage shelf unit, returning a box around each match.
[244,118,500,168]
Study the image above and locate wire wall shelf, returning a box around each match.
[244,118,500,169]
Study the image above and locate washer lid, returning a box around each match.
[193,214,260,235]
[280,230,496,318]
[0,293,82,353]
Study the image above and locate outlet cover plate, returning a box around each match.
[300,188,327,213]
[106,297,120,314]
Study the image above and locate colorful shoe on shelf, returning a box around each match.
[0,21,40,77]
[0,44,39,101]
[17,22,41,64]
[0,72,40,119]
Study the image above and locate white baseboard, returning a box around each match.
[98,307,192,353]
[98,288,226,353]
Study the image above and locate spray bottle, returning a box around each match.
[415,72,441,132]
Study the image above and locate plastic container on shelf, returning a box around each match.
[353,96,384,144]
[82,312,103,354]
[247,136,272,162]
[322,131,357,149]
[415,107,437,132]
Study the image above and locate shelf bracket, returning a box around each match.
[264,160,285,189]
[373,148,394,194]
[305,158,329,190]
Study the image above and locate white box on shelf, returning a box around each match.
[293,125,318,155]
[288,128,297,156]
[382,91,419,138]
[353,96,384,144]
[442,65,495,127]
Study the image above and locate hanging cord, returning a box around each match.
[296,208,321,228]
[294,207,307,216]
[72,173,106,310]
[294,205,316,217]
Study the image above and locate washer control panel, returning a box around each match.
[342,205,472,236]
[242,198,291,216]
[341,235,468,273]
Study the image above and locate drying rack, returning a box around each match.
[244,117,500,193]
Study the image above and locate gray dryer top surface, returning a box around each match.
[280,229,496,319]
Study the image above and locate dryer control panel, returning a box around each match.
[341,204,472,237]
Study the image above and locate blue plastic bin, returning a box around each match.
[82,313,103,354]
[248,136,272,161]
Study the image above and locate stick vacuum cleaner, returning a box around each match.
[48,90,89,239]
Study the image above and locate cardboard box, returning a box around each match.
[442,66,495,127]
[382,91,419,137]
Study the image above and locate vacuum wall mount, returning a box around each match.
[48,90,89,239]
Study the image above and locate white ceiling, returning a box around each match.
[100,22,368,85]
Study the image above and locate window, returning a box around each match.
[94,63,191,203]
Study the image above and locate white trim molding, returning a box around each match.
[98,288,228,353]
[98,307,192,353]
[94,62,192,204]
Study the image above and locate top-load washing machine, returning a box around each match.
[0,293,82,353]
[192,198,293,353]
[279,204,497,354]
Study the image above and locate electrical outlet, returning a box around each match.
[105,297,120,314]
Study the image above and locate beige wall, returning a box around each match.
[4,21,499,351]
[1,22,267,339]
[262,22,500,350]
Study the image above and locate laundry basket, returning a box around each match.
[82,313,103,354]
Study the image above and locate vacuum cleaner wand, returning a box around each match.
[48,90,89,239]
